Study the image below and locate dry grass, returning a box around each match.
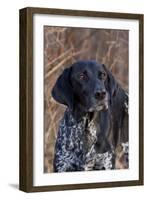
[44,26,128,173]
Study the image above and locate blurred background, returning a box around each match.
[44,26,128,173]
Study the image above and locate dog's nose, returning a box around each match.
[95,90,106,100]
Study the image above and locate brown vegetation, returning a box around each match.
[44,26,128,173]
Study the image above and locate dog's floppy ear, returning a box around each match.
[51,67,74,111]
[102,64,118,104]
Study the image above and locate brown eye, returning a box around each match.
[79,73,87,80]
[101,72,106,79]
[99,71,106,80]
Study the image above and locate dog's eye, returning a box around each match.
[79,73,88,80]
[98,71,106,80]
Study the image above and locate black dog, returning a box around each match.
[52,60,128,172]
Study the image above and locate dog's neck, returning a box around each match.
[71,106,90,122]
[70,104,100,124]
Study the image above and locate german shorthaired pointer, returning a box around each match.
[52,60,128,172]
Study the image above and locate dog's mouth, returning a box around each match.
[96,103,108,111]
[88,100,108,112]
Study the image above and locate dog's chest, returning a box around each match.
[61,111,99,155]
[57,110,113,171]
[84,117,98,152]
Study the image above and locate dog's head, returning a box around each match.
[52,60,118,114]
